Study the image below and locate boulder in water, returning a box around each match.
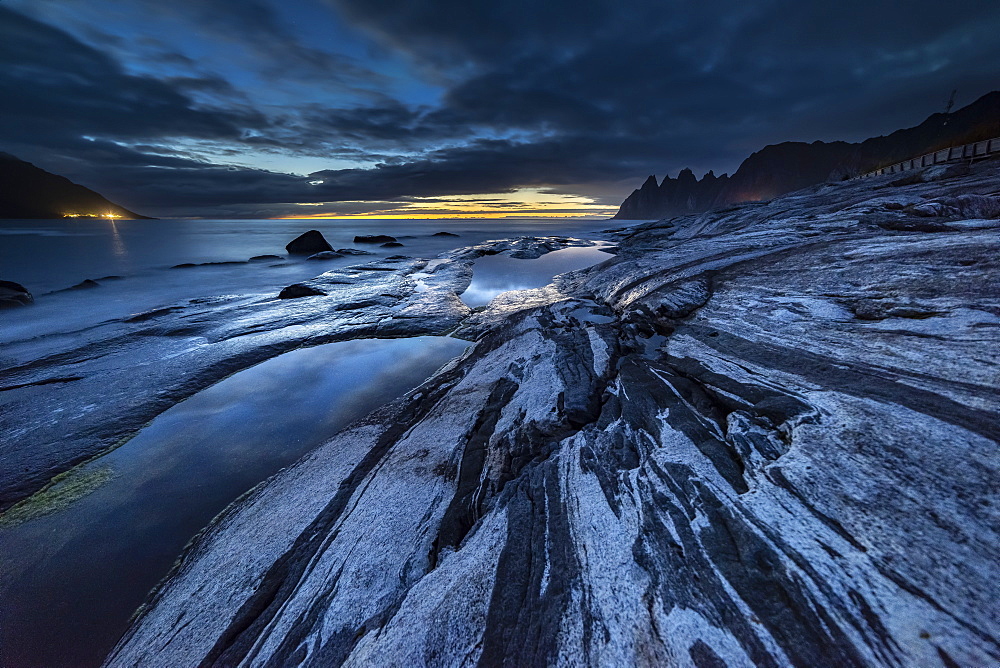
[249,254,283,262]
[0,280,33,308]
[432,231,460,237]
[278,283,326,299]
[381,242,404,248]
[286,230,333,255]
[70,279,101,290]
[354,235,396,244]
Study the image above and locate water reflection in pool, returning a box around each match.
[0,336,468,668]
[461,244,611,307]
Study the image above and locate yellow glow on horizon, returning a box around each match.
[272,188,617,220]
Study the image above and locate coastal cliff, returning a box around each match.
[614,90,1000,219]
[105,159,1000,666]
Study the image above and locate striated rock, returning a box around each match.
[0,280,33,308]
[107,162,1000,666]
[354,234,397,244]
[286,230,333,255]
[277,283,327,299]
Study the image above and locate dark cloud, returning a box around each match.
[1,1,998,217]
[0,7,265,147]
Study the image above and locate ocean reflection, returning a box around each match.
[107,220,127,259]
[0,336,469,668]
[461,245,611,307]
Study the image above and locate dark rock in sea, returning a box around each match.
[335,248,375,256]
[432,231,460,237]
[107,161,1000,668]
[98,275,124,281]
[277,283,327,299]
[306,251,344,261]
[249,255,283,262]
[354,235,397,244]
[381,241,404,248]
[0,280,33,308]
[171,261,246,268]
[285,230,333,255]
[70,279,100,290]
[384,255,410,260]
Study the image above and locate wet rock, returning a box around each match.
[381,242,404,248]
[285,230,333,255]
[432,231,460,237]
[70,279,101,290]
[249,254,282,262]
[0,280,33,308]
[306,251,344,261]
[277,283,326,299]
[354,235,397,244]
[334,248,375,256]
[109,160,1000,668]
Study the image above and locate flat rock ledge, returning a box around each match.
[107,163,1000,666]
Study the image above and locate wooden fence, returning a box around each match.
[858,136,1000,179]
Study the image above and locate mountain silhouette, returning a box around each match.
[0,153,149,219]
[615,90,1000,219]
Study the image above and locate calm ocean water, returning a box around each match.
[0,217,617,293]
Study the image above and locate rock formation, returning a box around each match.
[0,153,148,219]
[615,90,1000,219]
[286,230,334,255]
[0,280,33,308]
[102,160,1000,667]
[355,235,398,243]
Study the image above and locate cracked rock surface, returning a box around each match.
[101,162,999,666]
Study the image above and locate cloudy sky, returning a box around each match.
[2,0,998,219]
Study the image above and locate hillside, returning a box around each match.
[0,153,149,219]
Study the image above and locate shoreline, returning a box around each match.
[107,159,1000,666]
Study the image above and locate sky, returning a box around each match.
[1,0,998,219]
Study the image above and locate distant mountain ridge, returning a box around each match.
[614,90,1000,219]
[0,153,149,219]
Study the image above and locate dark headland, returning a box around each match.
[615,90,1000,219]
[0,152,149,220]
